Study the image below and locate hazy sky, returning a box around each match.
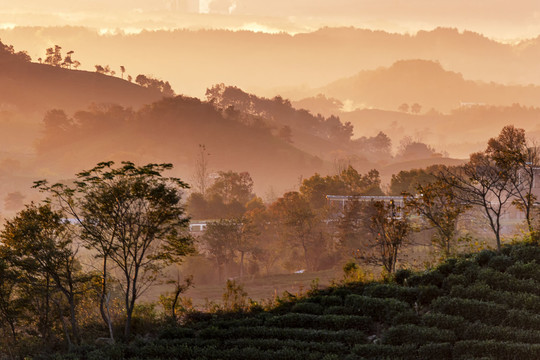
[2,0,540,39]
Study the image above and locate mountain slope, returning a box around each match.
[319,59,540,112]
[0,45,163,115]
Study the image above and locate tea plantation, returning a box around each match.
[55,243,540,360]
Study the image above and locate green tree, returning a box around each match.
[207,170,254,205]
[44,45,62,67]
[0,203,85,346]
[201,219,240,282]
[486,125,539,238]
[439,152,515,251]
[406,180,469,259]
[357,200,412,274]
[35,161,194,339]
[270,192,327,271]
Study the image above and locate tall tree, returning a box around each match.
[406,180,469,258]
[270,192,326,271]
[35,161,194,339]
[440,152,515,251]
[357,200,412,274]
[0,204,85,346]
[200,219,240,282]
[486,125,540,238]
[193,144,211,197]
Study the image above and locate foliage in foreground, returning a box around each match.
[29,241,540,360]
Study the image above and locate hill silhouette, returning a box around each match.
[319,59,540,112]
[0,40,162,115]
[3,26,540,98]
[34,96,326,195]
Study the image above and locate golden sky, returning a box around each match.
[2,0,540,39]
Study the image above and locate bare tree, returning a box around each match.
[357,200,412,274]
[193,144,211,197]
[439,152,515,251]
[486,125,540,238]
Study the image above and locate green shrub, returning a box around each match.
[264,313,372,331]
[417,342,453,360]
[323,306,353,315]
[487,255,514,272]
[475,249,496,266]
[290,302,324,315]
[477,267,540,296]
[504,309,540,330]
[382,324,456,345]
[363,283,418,305]
[453,340,540,360]
[158,326,196,339]
[352,344,417,360]
[344,294,410,322]
[421,313,466,331]
[394,269,413,286]
[506,261,540,282]
[320,295,343,307]
[463,322,540,343]
[392,310,420,325]
[417,285,442,305]
[510,244,540,264]
[431,296,507,325]
[442,274,469,290]
[436,258,457,276]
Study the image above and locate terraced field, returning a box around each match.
[61,242,540,359]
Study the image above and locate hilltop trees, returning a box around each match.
[136,74,175,97]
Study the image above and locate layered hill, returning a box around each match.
[3,26,540,98]
[0,43,162,115]
[318,59,540,112]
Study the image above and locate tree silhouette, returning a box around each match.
[34,161,194,339]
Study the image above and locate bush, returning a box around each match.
[381,324,456,345]
[421,313,466,331]
[417,342,453,360]
[291,302,324,315]
[453,340,540,360]
[504,309,540,330]
[362,283,418,305]
[320,295,343,307]
[475,249,496,266]
[417,285,442,305]
[506,261,540,282]
[394,269,413,286]
[463,322,540,343]
[352,344,417,360]
[264,313,372,331]
[487,255,514,272]
[442,274,469,290]
[344,295,410,322]
[431,296,507,325]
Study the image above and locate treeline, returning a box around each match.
[188,125,540,284]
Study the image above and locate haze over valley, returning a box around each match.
[3,2,540,358]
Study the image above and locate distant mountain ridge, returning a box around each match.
[2,26,540,98]
[318,59,540,112]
